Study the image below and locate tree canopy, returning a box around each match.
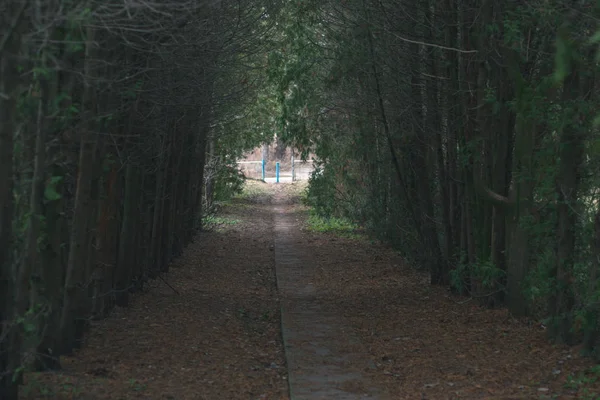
[266,0,600,354]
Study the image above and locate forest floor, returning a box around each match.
[21,181,600,399]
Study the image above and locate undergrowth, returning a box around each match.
[306,212,362,239]
[203,215,241,231]
[234,180,273,204]
[563,365,600,399]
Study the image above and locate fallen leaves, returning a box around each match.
[302,214,600,399]
[20,182,600,399]
[21,195,288,400]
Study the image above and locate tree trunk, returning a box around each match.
[411,34,444,284]
[583,210,600,357]
[34,165,65,371]
[94,162,120,319]
[1,3,26,396]
[443,0,460,270]
[549,59,585,343]
[149,143,167,278]
[58,25,98,354]
[205,136,215,211]
[16,54,50,377]
[116,164,138,306]
[505,114,536,316]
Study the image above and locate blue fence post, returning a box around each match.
[261,159,265,181]
[276,162,280,183]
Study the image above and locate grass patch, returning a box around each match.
[21,373,83,398]
[203,180,270,229]
[284,181,309,203]
[563,365,600,399]
[234,180,273,204]
[203,215,241,231]
[129,378,148,392]
[307,213,362,239]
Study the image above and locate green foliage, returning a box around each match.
[210,160,246,203]
[128,379,147,392]
[15,305,41,335]
[450,258,506,296]
[121,80,143,100]
[554,25,574,84]
[234,180,273,204]
[21,374,83,398]
[591,28,600,126]
[306,165,337,217]
[307,212,359,238]
[44,176,63,202]
[564,365,600,399]
[32,67,51,79]
[523,247,555,305]
[203,215,241,231]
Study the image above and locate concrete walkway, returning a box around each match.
[274,204,385,400]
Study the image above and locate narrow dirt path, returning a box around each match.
[273,191,386,399]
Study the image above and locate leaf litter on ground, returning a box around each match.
[21,180,600,399]
[21,181,288,400]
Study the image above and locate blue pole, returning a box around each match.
[262,159,265,181]
[276,162,280,183]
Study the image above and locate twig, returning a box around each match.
[448,289,504,304]
[449,297,473,305]
[356,12,478,54]
[158,273,180,295]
